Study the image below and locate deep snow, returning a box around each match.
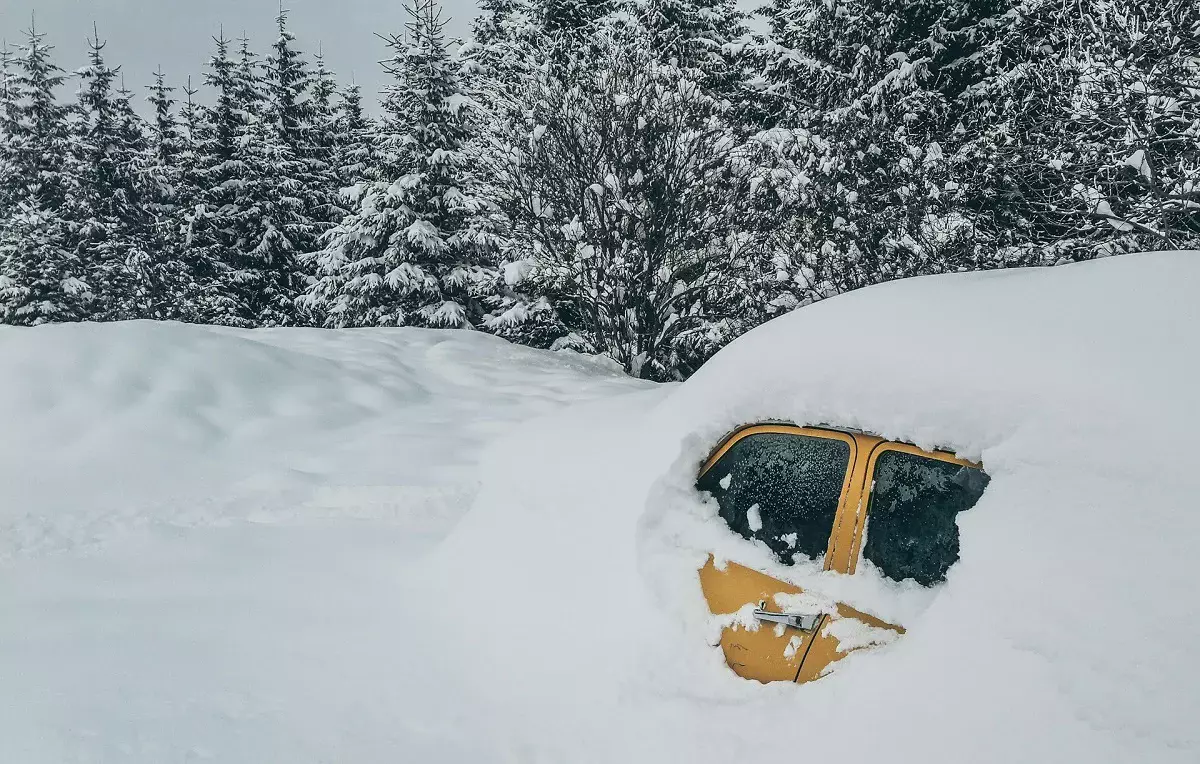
[418,251,1200,762]
[3,252,1199,763]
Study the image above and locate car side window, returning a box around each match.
[697,432,850,564]
[862,450,990,586]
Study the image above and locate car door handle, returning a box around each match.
[754,601,822,632]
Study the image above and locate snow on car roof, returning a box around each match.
[421,251,1200,763]
[668,250,1196,472]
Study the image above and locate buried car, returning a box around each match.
[696,424,989,683]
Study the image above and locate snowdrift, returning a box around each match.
[419,251,1200,763]
[0,322,648,762]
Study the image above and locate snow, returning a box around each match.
[1124,148,1152,181]
[3,252,1199,762]
[0,321,648,761]
[824,615,901,654]
[745,502,762,532]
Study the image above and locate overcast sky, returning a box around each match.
[0,1,480,108]
[1,1,760,112]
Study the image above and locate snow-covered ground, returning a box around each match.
[0,323,652,761]
[3,252,1199,763]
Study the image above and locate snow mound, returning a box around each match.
[419,252,1200,763]
[0,321,639,560]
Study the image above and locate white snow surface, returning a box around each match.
[3,251,1199,762]
[0,323,649,761]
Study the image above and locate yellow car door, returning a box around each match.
[697,427,989,684]
[696,425,860,683]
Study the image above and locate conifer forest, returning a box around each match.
[2,0,1197,380]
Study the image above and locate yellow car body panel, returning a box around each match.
[699,557,817,683]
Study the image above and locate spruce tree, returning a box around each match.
[146,69,180,166]
[309,48,339,173]
[0,25,87,325]
[70,30,151,320]
[8,24,72,211]
[737,0,1026,310]
[965,0,1200,258]
[539,0,615,38]
[636,0,746,87]
[302,0,499,329]
[172,75,236,322]
[333,82,375,188]
[184,32,248,325]
[225,28,307,326]
[465,0,538,96]
[236,9,325,326]
[0,44,24,219]
[135,68,200,320]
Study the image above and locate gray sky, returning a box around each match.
[0,1,480,107]
[1,1,761,111]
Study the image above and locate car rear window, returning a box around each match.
[697,432,850,564]
[862,450,990,586]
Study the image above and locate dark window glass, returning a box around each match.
[862,451,990,586]
[697,433,850,563]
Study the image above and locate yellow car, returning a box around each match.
[696,424,989,683]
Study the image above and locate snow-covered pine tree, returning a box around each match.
[0,25,89,325]
[234,118,304,326]
[233,32,263,123]
[131,67,201,320]
[538,0,615,38]
[179,77,202,148]
[461,0,542,192]
[169,74,238,322]
[112,77,156,318]
[181,28,314,326]
[295,42,350,257]
[965,0,1200,259]
[309,47,340,177]
[738,0,1029,311]
[264,11,311,149]
[464,0,537,94]
[232,8,337,326]
[0,200,89,325]
[302,0,500,329]
[6,24,73,213]
[0,44,24,220]
[635,0,747,91]
[213,27,304,327]
[333,82,375,188]
[69,30,153,320]
[146,69,180,167]
[471,0,534,51]
[183,31,250,325]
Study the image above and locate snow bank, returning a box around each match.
[419,252,1200,763]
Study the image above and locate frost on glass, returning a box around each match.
[697,433,849,563]
[863,451,990,586]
